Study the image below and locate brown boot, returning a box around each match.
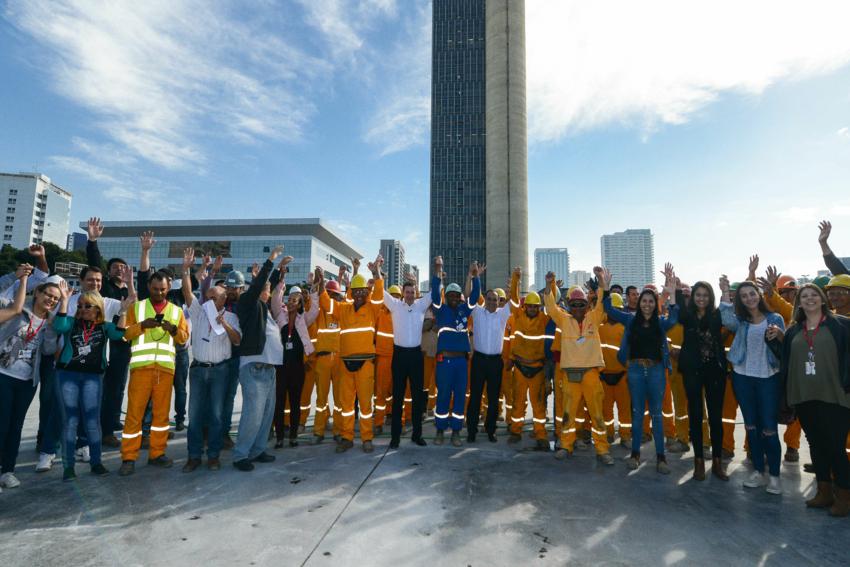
[711,457,729,481]
[693,458,706,481]
[828,488,850,517]
[806,481,835,508]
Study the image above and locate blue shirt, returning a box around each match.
[430,276,481,353]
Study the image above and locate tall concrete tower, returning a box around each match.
[485,0,528,291]
[429,0,527,290]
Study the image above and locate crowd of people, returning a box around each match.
[0,218,848,519]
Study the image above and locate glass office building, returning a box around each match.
[429,0,487,287]
[84,218,361,285]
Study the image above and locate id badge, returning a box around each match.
[78,345,92,356]
[576,337,586,345]
[286,341,294,351]
[17,349,32,360]
[805,361,816,376]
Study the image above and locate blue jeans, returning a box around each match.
[435,356,468,432]
[172,348,189,423]
[233,363,276,462]
[187,362,229,459]
[57,370,103,467]
[628,362,666,456]
[222,357,241,435]
[732,372,781,476]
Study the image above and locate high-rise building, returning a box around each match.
[0,172,72,249]
[429,0,528,290]
[83,218,360,285]
[600,229,655,289]
[569,270,591,288]
[534,248,569,291]
[380,239,406,287]
[403,262,420,288]
[66,232,86,252]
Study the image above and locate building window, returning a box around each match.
[4,226,12,231]
[263,246,270,253]
[5,216,13,222]
[6,208,14,214]
[7,198,15,204]
[8,189,17,195]
[3,235,11,241]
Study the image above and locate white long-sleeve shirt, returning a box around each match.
[471,304,511,355]
[383,293,432,348]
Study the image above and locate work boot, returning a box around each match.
[806,481,835,508]
[118,461,135,477]
[252,452,276,463]
[434,430,445,446]
[829,488,850,517]
[656,458,671,475]
[597,453,614,466]
[148,455,173,468]
[693,458,706,481]
[535,439,550,452]
[175,420,185,432]
[389,438,400,449]
[90,463,109,476]
[626,453,640,471]
[554,448,571,460]
[102,434,121,448]
[374,425,383,436]
[335,439,354,453]
[487,432,497,443]
[63,467,77,482]
[221,435,234,450]
[362,441,374,453]
[412,437,427,447]
[784,448,800,462]
[803,462,815,473]
[467,432,477,443]
[182,458,202,473]
[333,434,342,444]
[233,459,254,471]
[507,433,521,444]
[711,457,729,481]
[207,458,220,471]
[451,432,462,447]
[666,439,689,453]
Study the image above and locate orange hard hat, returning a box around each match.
[776,275,797,290]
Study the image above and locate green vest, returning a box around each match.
[129,299,182,370]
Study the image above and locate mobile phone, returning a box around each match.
[155,313,164,323]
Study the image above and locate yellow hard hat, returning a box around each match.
[609,292,625,309]
[826,274,850,290]
[494,288,506,299]
[524,291,542,305]
[388,285,402,296]
[350,274,368,289]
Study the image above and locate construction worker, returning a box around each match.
[328,254,384,453]
[544,270,614,466]
[314,276,347,443]
[507,267,551,451]
[430,258,481,447]
[600,292,631,447]
[825,274,850,462]
[422,306,438,414]
[373,285,398,432]
[118,272,190,476]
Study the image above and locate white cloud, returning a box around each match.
[527,0,850,142]
[839,127,850,139]
[296,0,397,65]
[5,0,329,170]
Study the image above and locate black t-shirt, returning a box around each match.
[59,320,108,374]
[630,321,663,362]
[281,323,304,365]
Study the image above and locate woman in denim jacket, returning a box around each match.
[601,264,679,474]
[719,277,785,495]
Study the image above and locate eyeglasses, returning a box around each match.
[568,302,588,309]
[78,304,98,310]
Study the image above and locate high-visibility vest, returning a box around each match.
[129,299,182,371]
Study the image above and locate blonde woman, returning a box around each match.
[54,283,131,481]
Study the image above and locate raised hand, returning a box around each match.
[555,279,564,289]
[268,245,284,262]
[818,220,832,244]
[86,217,104,241]
[28,244,45,259]
[182,247,195,269]
[719,275,730,293]
[211,255,223,276]
[15,263,33,279]
[251,262,260,279]
[469,261,480,277]
[477,263,486,276]
[545,271,556,285]
[748,254,759,276]
[140,231,156,251]
[351,257,361,274]
[765,265,780,286]
[277,255,294,271]
[57,279,71,301]
[513,266,522,278]
[756,277,774,298]
[120,293,137,313]
[116,263,132,285]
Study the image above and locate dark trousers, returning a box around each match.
[36,355,62,453]
[683,362,726,458]
[391,346,425,441]
[101,340,130,434]
[172,348,189,424]
[0,372,37,474]
[274,359,305,441]
[222,357,241,434]
[797,400,850,489]
[467,352,503,437]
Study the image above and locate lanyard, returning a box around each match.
[24,317,45,343]
[82,321,96,344]
[803,316,825,351]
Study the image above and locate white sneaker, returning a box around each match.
[0,472,21,488]
[766,475,782,495]
[743,470,766,489]
[76,446,91,463]
[36,453,55,472]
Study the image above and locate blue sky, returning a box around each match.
[2,0,850,287]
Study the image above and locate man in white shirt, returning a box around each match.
[468,288,512,442]
[179,249,241,472]
[383,270,434,449]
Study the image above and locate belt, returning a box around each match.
[438,351,467,358]
[316,351,334,357]
[191,360,226,368]
[394,345,421,352]
[631,358,659,368]
[474,351,502,360]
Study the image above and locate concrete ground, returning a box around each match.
[1,394,847,567]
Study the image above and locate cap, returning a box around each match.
[609,292,625,309]
[445,283,462,295]
[225,271,245,288]
[524,291,542,305]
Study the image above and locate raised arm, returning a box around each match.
[543,271,566,328]
[139,231,155,274]
[468,261,482,306]
[509,266,522,313]
[430,256,444,307]
[27,245,49,276]
[241,245,281,306]
[717,275,739,331]
[181,248,196,308]
[819,220,849,276]
[270,254,293,327]
[0,265,31,325]
[85,217,105,269]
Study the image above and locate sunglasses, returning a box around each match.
[78,304,99,310]
[568,302,588,309]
